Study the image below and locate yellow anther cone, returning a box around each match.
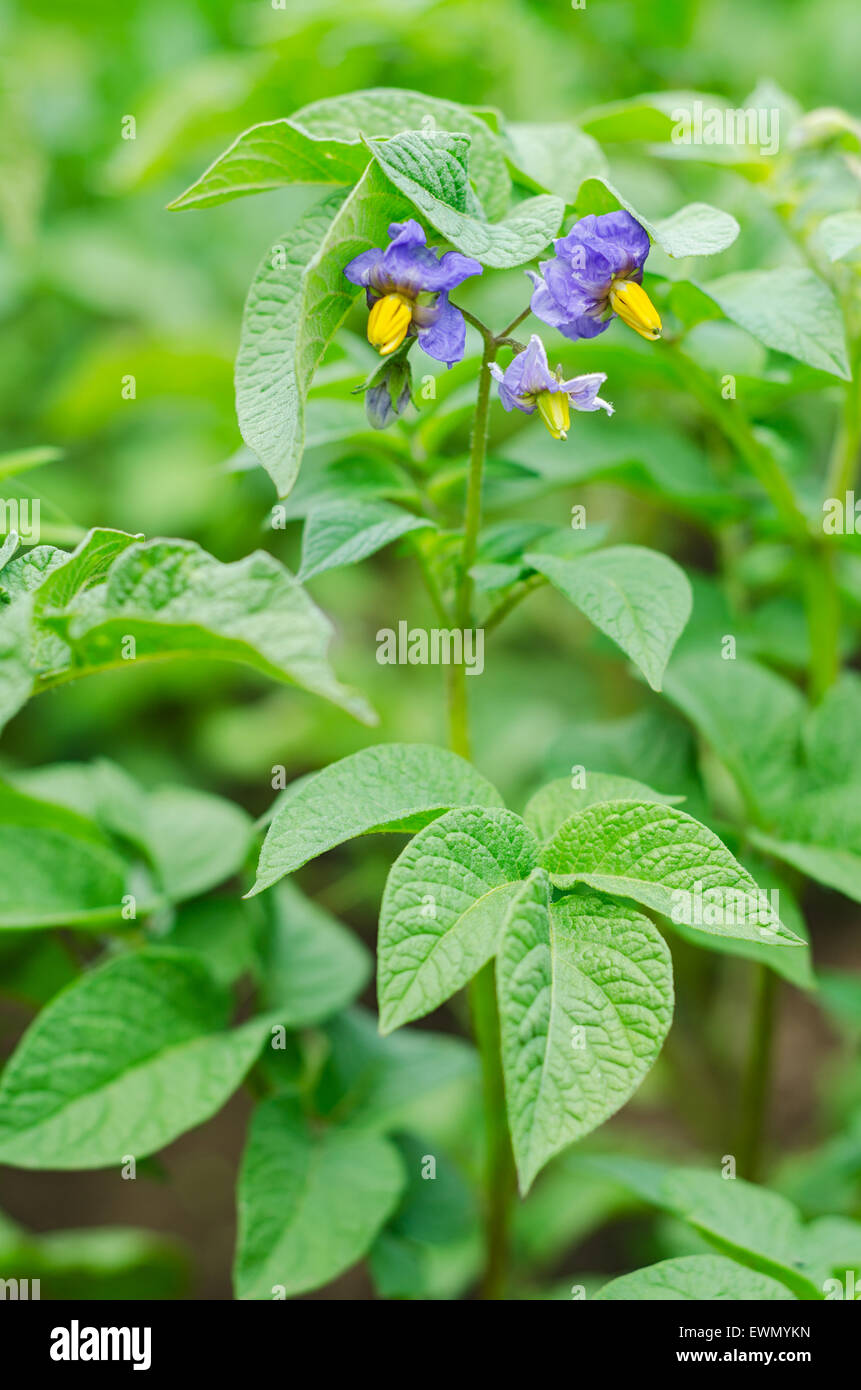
[536,390,571,441]
[367,293,413,355]
[609,279,662,341]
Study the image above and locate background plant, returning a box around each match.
[0,0,860,1303]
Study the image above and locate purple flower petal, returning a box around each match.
[490,361,534,413]
[530,210,652,341]
[530,279,610,340]
[507,335,557,396]
[345,219,482,302]
[416,294,466,366]
[588,210,651,274]
[561,371,614,415]
[343,247,384,287]
[490,336,555,412]
[420,249,483,292]
[492,336,614,419]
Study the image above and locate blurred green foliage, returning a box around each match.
[1,0,859,802]
[2,0,861,1301]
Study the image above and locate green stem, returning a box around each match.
[444,319,515,1298]
[737,965,778,1183]
[484,573,547,633]
[804,360,861,701]
[446,661,470,759]
[413,540,450,627]
[469,960,517,1299]
[825,371,861,502]
[498,305,531,339]
[455,333,497,631]
[802,544,841,702]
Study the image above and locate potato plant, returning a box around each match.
[1,73,860,1304]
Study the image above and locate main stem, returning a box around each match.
[447,328,517,1298]
[469,959,516,1298]
[455,332,497,631]
[737,965,777,1183]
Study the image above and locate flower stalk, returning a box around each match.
[446,308,516,1299]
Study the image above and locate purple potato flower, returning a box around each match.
[490,334,613,440]
[344,219,482,367]
[529,210,662,343]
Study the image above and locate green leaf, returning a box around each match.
[804,673,861,786]
[53,538,374,724]
[378,806,538,1033]
[541,800,803,946]
[0,532,17,568]
[163,898,260,989]
[10,760,252,905]
[0,931,78,1007]
[513,1157,635,1268]
[573,177,739,257]
[664,653,805,818]
[370,130,477,214]
[652,203,742,258]
[0,950,271,1168]
[581,1156,841,1298]
[753,833,861,905]
[751,784,861,903]
[669,856,815,990]
[817,211,861,263]
[290,87,512,219]
[299,498,433,581]
[235,174,412,496]
[578,92,721,143]
[525,545,692,692]
[369,1134,481,1301]
[257,880,371,1025]
[239,187,378,497]
[544,707,700,804]
[142,787,253,901]
[252,743,503,895]
[167,120,368,210]
[0,598,49,739]
[0,445,62,483]
[699,269,851,379]
[234,1096,404,1299]
[498,871,673,1191]
[366,132,563,269]
[33,527,142,618]
[473,416,741,523]
[0,545,66,599]
[502,122,607,202]
[0,780,131,929]
[0,1219,188,1300]
[0,529,143,721]
[523,773,684,845]
[2,534,376,729]
[595,1254,796,1301]
[315,1007,477,1133]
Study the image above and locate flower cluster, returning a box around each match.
[528,210,662,342]
[344,219,482,368]
[490,336,613,440]
[343,209,660,438]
